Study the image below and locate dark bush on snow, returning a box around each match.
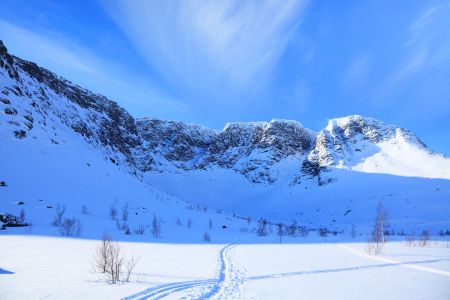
[0,213,28,229]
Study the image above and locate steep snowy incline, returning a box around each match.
[1,39,450,233]
[304,115,450,181]
[2,37,450,185]
[0,40,140,169]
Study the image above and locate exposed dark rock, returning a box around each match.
[0,213,28,228]
[14,130,27,139]
[4,108,17,115]
[0,98,10,105]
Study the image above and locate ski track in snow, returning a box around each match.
[338,243,450,277]
[123,242,246,300]
[196,242,246,300]
[123,242,450,300]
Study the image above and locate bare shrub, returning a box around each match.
[151,214,161,238]
[122,202,129,222]
[52,204,66,226]
[406,234,416,247]
[203,231,211,242]
[276,223,285,242]
[365,237,383,255]
[209,218,213,229]
[81,205,90,215]
[133,224,146,235]
[20,208,26,221]
[287,221,297,237]
[106,241,123,283]
[420,230,430,247]
[256,219,268,236]
[366,202,388,255]
[374,202,388,243]
[318,227,328,237]
[109,204,117,220]
[298,226,309,237]
[92,234,139,283]
[59,217,82,237]
[93,232,112,273]
[187,217,193,228]
[176,217,182,226]
[125,256,139,282]
[350,224,357,239]
[116,220,130,233]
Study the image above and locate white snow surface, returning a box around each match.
[350,130,450,179]
[1,42,450,299]
[1,235,450,300]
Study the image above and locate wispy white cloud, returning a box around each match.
[370,2,450,114]
[286,79,311,112]
[398,3,450,80]
[341,54,372,92]
[0,19,191,119]
[103,0,309,103]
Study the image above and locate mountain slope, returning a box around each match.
[1,40,450,234]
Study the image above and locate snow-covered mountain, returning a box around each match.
[1,40,450,232]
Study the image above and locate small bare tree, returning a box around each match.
[420,229,430,247]
[406,233,416,247]
[122,202,129,222]
[209,218,213,229]
[287,221,297,237]
[59,217,82,237]
[93,232,112,273]
[256,219,268,236]
[375,202,388,244]
[350,224,357,239]
[176,217,182,226]
[203,231,211,242]
[151,214,161,238]
[276,223,285,243]
[125,256,139,282]
[92,234,139,283]
[367,202,388,255]
[52,204,66,226]
[109,204,117,220]
[81,205,89,215]
[107,241,123,283]
[187,217,193,228]
[298,226,308,237]
[318,227,328,237]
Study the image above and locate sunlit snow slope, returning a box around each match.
[1,39,450,235]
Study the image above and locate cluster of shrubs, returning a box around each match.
[51,204,82,237]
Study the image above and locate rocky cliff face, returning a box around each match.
[0,40,140,166]
[0,40,432,185]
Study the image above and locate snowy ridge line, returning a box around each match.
[338,244,450,277]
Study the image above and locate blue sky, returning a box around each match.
[1,0,449,154]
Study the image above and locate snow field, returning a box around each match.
[1,235,449,300]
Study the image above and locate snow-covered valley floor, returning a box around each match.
[1,235,449,300]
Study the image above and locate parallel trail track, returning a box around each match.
[123,244,450,300]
